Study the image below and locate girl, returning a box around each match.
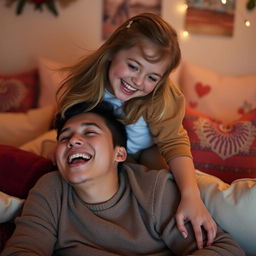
[57,13,216,248]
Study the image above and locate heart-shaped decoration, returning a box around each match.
[195,82,211,98]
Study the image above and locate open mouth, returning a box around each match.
[121,79,138,93]
[68,153,92,164]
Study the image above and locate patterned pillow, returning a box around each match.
[183,107,256,183]
[0,69,39,112]
[179,61,256,123]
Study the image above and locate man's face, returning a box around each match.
[56,112,126,188]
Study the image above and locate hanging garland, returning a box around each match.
[5,0,76,16]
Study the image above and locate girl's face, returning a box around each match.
[108,43,169,102]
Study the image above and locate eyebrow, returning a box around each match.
[59,122,101,136]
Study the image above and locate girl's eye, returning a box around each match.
[148,75,158,83]
[128,63,138,71]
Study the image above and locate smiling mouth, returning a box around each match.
[121,79,138,94]
[68,153,92,164]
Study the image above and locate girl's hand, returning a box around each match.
[175,195,217,249]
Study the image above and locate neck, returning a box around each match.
[74,171,119,204]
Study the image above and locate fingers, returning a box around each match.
[191,217,217,249]
[191,221,203,249]
[176,213,188,239]
[204,220,217,247]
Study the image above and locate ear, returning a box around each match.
[114,146,127,162]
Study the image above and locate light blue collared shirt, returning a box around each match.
[103,90,154,154]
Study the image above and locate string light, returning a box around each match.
[244,19,251,27]
[181,30,189,39]
[177,3,188,14]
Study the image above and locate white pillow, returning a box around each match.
[0,105,55,147]
[20,129,57,158]
[38,57,67,107]
[196,170,256,256]
[180,61,256,123]
[0,191,24,223]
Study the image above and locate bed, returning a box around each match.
[0,57,256,255]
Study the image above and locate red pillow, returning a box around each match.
[183,107,256,183]
[0,69,39,112]
[0,145,55,199]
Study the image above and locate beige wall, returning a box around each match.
[0,0,255,75]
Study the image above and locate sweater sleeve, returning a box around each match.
[145,82,192,163]
[1,172,62,256]
[153,171,246,256]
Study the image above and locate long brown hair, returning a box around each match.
[57,13,181,124]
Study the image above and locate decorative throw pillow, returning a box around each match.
[0,192,24,223]
[0,104,55,147]
[20,129,57,158]
[0,145,55,199]
[196,170,256,256]
[0,69,39,112]
[38,57,67,107]
[0,145,54,252]
[183,107,256,183]
[179,61,256,123]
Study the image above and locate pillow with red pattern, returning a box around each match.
[179,61,256,123]
[0,69,39,112]
[0,145,55,199]
[183,107,256,183]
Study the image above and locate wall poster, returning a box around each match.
[184,0,236,36]
[102,0,162,40]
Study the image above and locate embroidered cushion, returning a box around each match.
[183,107,256,183]
[0,69,39,112]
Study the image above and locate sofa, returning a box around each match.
[0,57,256,255]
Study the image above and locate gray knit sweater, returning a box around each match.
[2,163,245,256]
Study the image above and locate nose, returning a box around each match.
[67,134,83,148]
[132,73,144,87]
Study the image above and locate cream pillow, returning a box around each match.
[20,129,57,158]
[196,170,256,256]
[38,57,67,107]
[0,105,55,147]
[0,191,24,223]
[180,61,256,123]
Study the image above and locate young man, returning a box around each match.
[2,101,245,256]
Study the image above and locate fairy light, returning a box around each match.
[244,19,251,27]
[177,3,188,14]
[181,30,189,39]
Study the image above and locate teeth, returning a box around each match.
[68,153,91,164]
[122,80,137,91]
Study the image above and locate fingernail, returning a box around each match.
[182,232,187,238]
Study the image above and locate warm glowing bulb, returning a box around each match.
[244,19,251,27]
[221,0,227,4]
[177,3,188,13]
[182,30,189,38]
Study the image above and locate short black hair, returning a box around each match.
[54,101,127,149]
